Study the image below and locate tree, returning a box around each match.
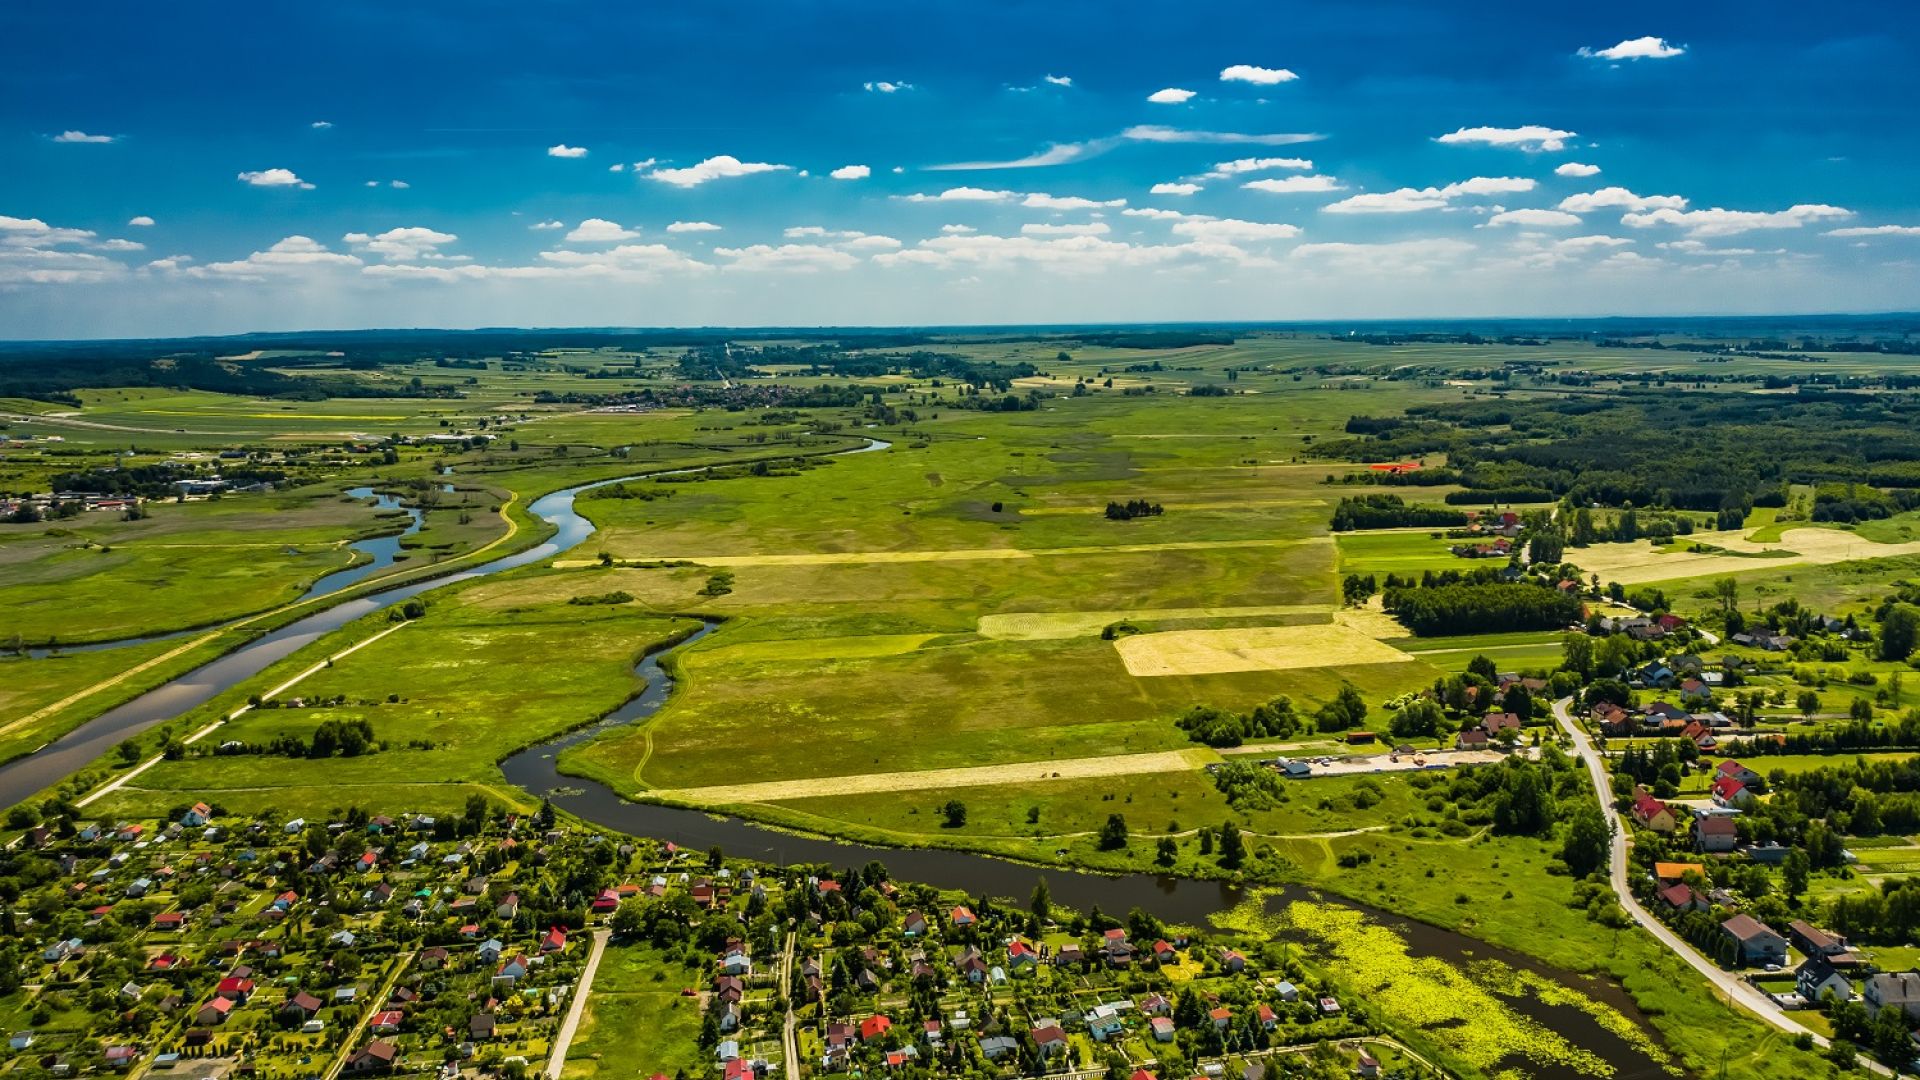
[1783,848,1810,899]
[1560,804,1609,878]
[1561,634,1594,679]
[1155,837,1177,867]
[1493,764,1554,836]
[1882,604,1920,663]
[1388,699,1444,740]
[939,800,967,828]
[1029,879,1051,922]
[1468,654,1499,683]
[1098,814,1129,850]
[1711,577,1740,622]
[1314,682,1369,733]
[1797,689,1821,721]
[1217,821,1246,870]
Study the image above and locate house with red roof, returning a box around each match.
[859,1014,892,1042]
[1711,776,1756,810]
[1630,787,1678,832]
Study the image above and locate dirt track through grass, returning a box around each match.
[651,747,1221,804]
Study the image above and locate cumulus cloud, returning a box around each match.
[940,224,977,234]
[343,226,460,261]
[53,130,116,144]
[645,155,791,187]
[666,221,722,233]
[1220,64,1298,85]
[530,220,565,230]
[1486,208,1583,227]
[1555,162,1601,178]
[1151,182,1202,196]
[1043,74,1072,87]
[874,233,1189,273]
[864,81,912,93]
[830,164,871,180]
[1148,88,1197,104]
[1021,222,1111,236]
[1622,204,1852,237]
[127,215,155,227]
[565,218,641,243]
[237,168,314,189]
[1323,177,1533,213]
[1580,36,1686,61]
[1122,125,1321,146]
[1023,192,1126,210]
[1200,157,1313,180]
[1556,187,1688,213]
[1289,238,1476,269]
[97,238,144,252]
[713,243,860,271]
[547,144,589,158]
[0,215,98,247]
[311,120,334,129]
[1242,175,1344,194]
[1436,125,1577,152]
[608,163,625,172]
[1169,218,1300,242]
[898,187,1016,203]
[1825,225,1920,238]
[193,236,362,278]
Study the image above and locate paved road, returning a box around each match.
[545,928,613,1080]
[1550,697,1896,1074]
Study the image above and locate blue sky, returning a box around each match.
[3,0,1918,338]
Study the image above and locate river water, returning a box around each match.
[1,436,1673,1077]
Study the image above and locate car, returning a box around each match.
[1763,963,1782,973]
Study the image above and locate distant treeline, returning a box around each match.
[1383,579,1583,636]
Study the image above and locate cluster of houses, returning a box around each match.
[1590,613,1690,642]
[8,801,615,1078]
[1592,698,1735,749]
[0,491,143,516]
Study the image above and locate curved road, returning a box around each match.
[1550,696,1894,1074]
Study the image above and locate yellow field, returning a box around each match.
[977,605,1329,640]
[1573,526,1920,585]
[1114,623,1418,677]
[653,747,1220,804]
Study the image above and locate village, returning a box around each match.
[0,801,1430,1080]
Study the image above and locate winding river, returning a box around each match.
[1,435,1672,1078]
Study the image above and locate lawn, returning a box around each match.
[563,942,708,1080]
[1335,530,1478,575]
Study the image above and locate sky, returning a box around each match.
[3,0,1918,339]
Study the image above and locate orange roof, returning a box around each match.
[1655,861,1705,880]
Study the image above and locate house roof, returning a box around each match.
[1722,914,1781,943]
[1698,815,1738,836]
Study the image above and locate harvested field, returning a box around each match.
[978,605,1327,640]
[654,747,1219,804]
[1572,526,1920,585]
[1114,623,1418,676]
[1332,604,1409,640]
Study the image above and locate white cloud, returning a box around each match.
[194,235,362,278]
[1243,175,1344,194]
[1220,64,1298,85]
[237,168,314,190]
[127,215,155,227]
[97,238,144,252]
[1043,75,1072,87]
[840,234,901,251]
[874,233,1191,273]
[1556,187,1688,213]
[1023,192,1126,210]
[666,221,722,233]
[899,187,1016,203]
[526,244,710,278]
[547,144,589,158]
[1555,162,1601,178]
[1580,36,1685,61]
[0,246,127,285]
[530,220,565,230]
[366,178,410,189]
[645,155,791,187]
[1121,208,1204,221]
[1122,125,1321,146]
[1486,208,1583,227]
[566,218,641,243]
[311,120,334,129]
[1656,240,1769,256]
[1170,218,1300,242]
[927,143,1093,170]
[1200,157,1313,180]
[632,158,657,171]
[940,224,976,234]
[1622,204,1852,237]
[1825,225,1920,238]
[1436,125,1577,152]
[1323,177,1533,213]
[1151,182,1202,196]
[783,226,830,238]
[53,130,116,144]
[713,243,860,272]
[0,215,97,247]
[1148,88,1197,104]
[343,226,459,261]
[1556,235,1634,252]
[830,164,871,180]
[609,163,625,172]
[863,81,912,93]
[1022,222,1111,236]
[1289,238,1475,269]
